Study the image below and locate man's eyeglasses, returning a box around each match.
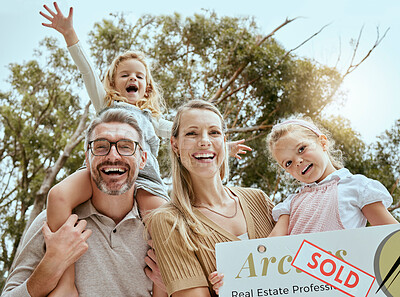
[88,139,142,156]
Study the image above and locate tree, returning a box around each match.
[367,120,400,214]
[320,116,366,174]
[0,37,91,287]
[1,11,395,288]
[85,12,347,185]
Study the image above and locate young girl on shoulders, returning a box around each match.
[40,3,251,296]
[267,118,398,236]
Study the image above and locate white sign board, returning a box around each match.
[216,224,400,297]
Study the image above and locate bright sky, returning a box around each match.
[1,0,399,144]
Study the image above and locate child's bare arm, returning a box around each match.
[47,265,78,297]
[47,169,93,231]
[40,2,78,46]
[268,214,289,237]
[362,201,398,226]
[136,189,167,222]
[45,169,93,296]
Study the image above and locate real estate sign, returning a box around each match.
[216,224,400,297]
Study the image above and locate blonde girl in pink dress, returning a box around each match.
[267,118,397,236]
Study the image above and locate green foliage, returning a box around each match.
[320,115,366,173]
[88,13,157,76]
[1,10,399,289]
[84,12,347,195]
[366,120,400,207]
[0,37,88,282]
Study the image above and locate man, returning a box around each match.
[2,107,165,297]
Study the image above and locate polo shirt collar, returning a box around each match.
[75,199,140,221]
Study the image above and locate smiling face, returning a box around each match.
[114,59,148,105]
[86,122,146,195]
[171,108,226,180]
[272,130,336,183]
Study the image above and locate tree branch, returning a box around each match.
[23,102,91,232]
[218,76,260,104]
[231,97,246,129]
[209,17,298,104]
[212,20,330,105]
[343,26,389,77]
[227,124,272,134]
[0,166,16,203]
[245,130,269,142]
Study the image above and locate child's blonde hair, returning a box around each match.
[267,117,344,170]
[103,51,165,117]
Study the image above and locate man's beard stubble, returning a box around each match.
[91,161,135,195]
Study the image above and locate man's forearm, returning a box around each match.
[152,284,168,297]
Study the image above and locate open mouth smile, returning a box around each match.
[126,84,138,93]
[192,152,216,161]
[100,166,128,176]
[302,163,313,175]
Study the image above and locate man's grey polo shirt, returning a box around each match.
[2,200,152,296]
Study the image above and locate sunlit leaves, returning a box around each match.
[0,38,86,279]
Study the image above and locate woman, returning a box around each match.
[148,100,275,297]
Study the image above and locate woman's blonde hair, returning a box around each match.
[148,99,229,251]
[266,116,344,170]
[103,51,165,117]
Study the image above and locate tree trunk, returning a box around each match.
[22,102,91,235]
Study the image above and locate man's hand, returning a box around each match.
[26,214,92,297]
[144,240,166,292]
[43,214,92,270]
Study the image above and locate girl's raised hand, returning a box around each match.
[40,2,78,46]
[228,139,252,160]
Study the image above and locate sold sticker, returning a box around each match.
[292,240,375,297]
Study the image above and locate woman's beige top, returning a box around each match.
[151,187,275,296]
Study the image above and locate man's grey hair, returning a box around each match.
[85,106,143,149]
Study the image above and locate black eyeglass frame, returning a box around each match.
[87,139,142,156]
